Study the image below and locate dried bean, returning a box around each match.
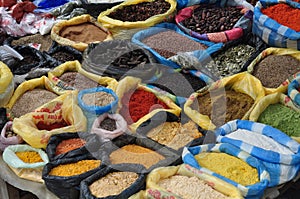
[51,51,76,63]
[99,117,117,131]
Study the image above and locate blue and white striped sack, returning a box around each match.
[182,143,270,199]
[216,119,300,187]
[253,0,300,50]
[288,74,300,107]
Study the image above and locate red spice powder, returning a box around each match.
[119,89,169,124]
[55,138,86,155]
[261,3,300,32]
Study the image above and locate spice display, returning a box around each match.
[99,117,117,131]
[261,3,300,32]
[51,51,77,63]
[205,44,255,78]
[195,152,259,186]
[111,49,150,69]
[60,22,108,43]
[11,34,53,52]
[158,175,228,199]
[82,91,115,106]
[182,5,243,34]
[58,72,100,90]
[55,138,86,155]
[147,121,202,150]
[36,120,69,131]
[109,144,165,168]
[107,0,170,22]
[119,89,169,124]
[15,151,43,163]
[11,88,58,118]
[89,171,139,197]
[142,30,208,58]
[197,90,254,127]
[258,104,300,137]
[226,129,294,154]
[49,160,101,177]
[252,55,300,88]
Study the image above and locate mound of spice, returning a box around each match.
[142,30,207,58]
[147,121,202,150]
[99,117,117,131]
[60,22,108,43]
[158,175,228,199]
[11,88,58,118]
[89,171,139,197]
[11,34,53,52]
[252,55,300,88]
[107,0,170,22]
[15,151,43,163]
[59,72,100,91]
[49,160,101,177]
[119,89,169,124]
[82,91,115,106]
[55,138,86,155]
[261,3,300,32]
[51,51,77,63]
[195,152,259,186]
[257,103,300,137]
[197,89,254,127]
[36,120,69,131]
[109,144,165,169]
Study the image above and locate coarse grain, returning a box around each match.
[99,117,117,131]
[109,144,165,169]
[55,138,86,155]
[252,55,300,88]
[11,34,53,52]
[89,171,139,197]
[82,91,115,106]
[158,175,228,199]
[195,152,259,186]
[51,51,76,63]
[15,151,43,163]
[11,88,58,118]
[59,72,100,91]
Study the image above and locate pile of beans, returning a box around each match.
[99,117,117,131]
[55,138,86,155]
[51,51,77,63]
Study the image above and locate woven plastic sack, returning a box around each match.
[247,47,300,95]
[216,119,300,186]
[12,91,87,149]
[175,0,254,43]
[184,72,265,130]
[249,92,300,143]
[288,74,300,107]
[0,61,14,107]
[132,22,223,69]
[3,144,49,183]
[182,143,270,198]
[0,121,23,151]
[252,0,300,50]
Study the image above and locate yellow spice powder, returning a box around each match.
[15,151,43,163]
[49,160,101,177]
[195,152,259,186]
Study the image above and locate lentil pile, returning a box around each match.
[99,117,117,131]
[142,30,207,58]
[197,89,254,127]
[15,151,43,163]
[195,152,259,186]
[258,103,300,137]
[55,138,86,155]
[11,88,58,118]
[107,0,170,22]
[49,160,101,176]
[58,72,100,90]
[89,172,139,197]
[252,55,300,88]
[158,175,228,199]
[11,34,52,52]
[109,144,165,169]
[82,91,115,106]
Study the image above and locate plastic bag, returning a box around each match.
[288,74,300,107]
[3,144,49,183]
[182,143,270,198]
[12,91,87,149]
[91,113,127,141]
[247,47,300,95]
[0,121,23,151]
[47,44,83,66]
[175,0,253,43]
[80,165,146,199]
[184,72,265,130]
[253,0,300,50]
[132,22,223,69]
[33,0,70,9]
[0,61,14,107]
[116,76,181,132]
[51,14,113,51]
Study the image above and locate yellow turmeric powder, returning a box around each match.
[15,151,43,163]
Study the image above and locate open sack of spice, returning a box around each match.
[175,0,253,43]
[184,72,265,130]
[115,76,181,132]
[0,121,23,151]
[0,61,14,107]
[51,14,113,52]
[249,92,300,143]
[12,91,87,149]
[80,0,123,19]
[144,164,243,199]
[182,143,270,198]
[132,22,223,70]
[2,144,49,183]
[247,47,300,95]
[288,74,300,107]
[253,0,300,50]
